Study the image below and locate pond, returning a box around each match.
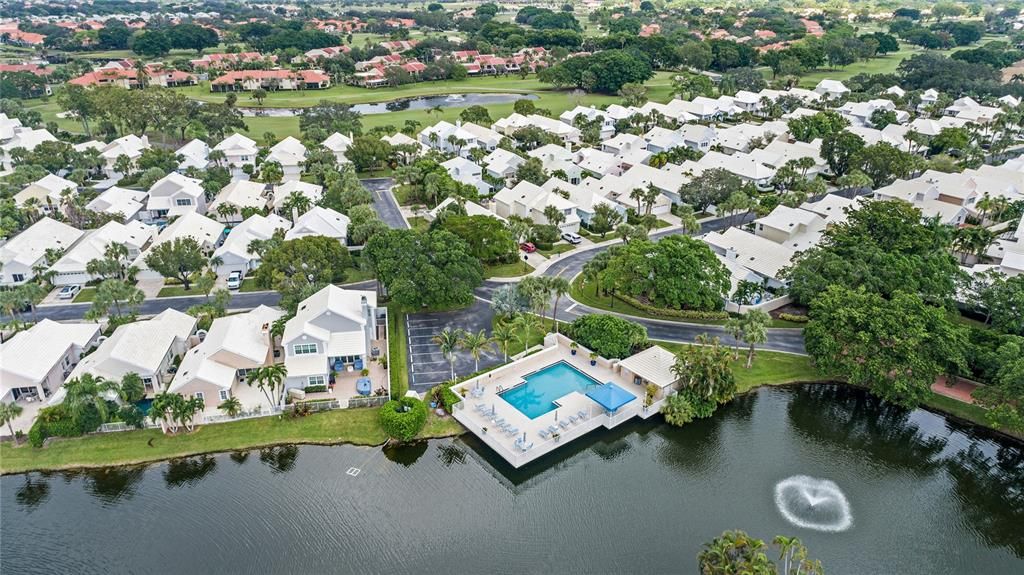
[238,92,540,117]
[1,384,1021,574]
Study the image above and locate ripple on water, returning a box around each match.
[774,475,853,532]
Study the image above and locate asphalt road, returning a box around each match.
[362,177,407,229]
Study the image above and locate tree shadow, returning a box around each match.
[258,445,299,474]
[163,455,218,488]
[80,466,147,505]
[946,442,1024,558]
[382,440,428,467]
[14,474,51,511]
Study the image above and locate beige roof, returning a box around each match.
[618,345,678,387]
[704,227,797,280]
[0,320,99,388]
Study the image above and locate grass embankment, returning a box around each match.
[388,308,410,398]
[569,277,807,328]
[655,341,821,393]
[72,287,97,303]
[537,243,576,257]
[484,261,534,278]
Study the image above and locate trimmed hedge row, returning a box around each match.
[778,313,809,323]
[379,396,428,441]
[303,384,328,393]
[616,293,730,320]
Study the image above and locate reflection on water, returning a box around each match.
[238,92,540,117]
[3,384,1022,574]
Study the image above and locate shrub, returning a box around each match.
[303,384,328,393]
[27,423,45,448]
[567,314,647,358]
[429,383,461,413]
[778,312,809,323]
[119,405,145,429]
[661,393,697,426]
[379,397,428,441]
[616,293,730,320]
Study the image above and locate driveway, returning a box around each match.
[362,177,407,229]
[405,298,501,392]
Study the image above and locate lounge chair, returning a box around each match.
[538,428,551,439]
[493,417,506,427]
[577,410,587,420]
[559,419,570,429]
[547,425,559,434]
[568,415,579,424]
[497,421,510,431]
[506,426,519,436]
[519,441,534,452]
[474,403,486,412]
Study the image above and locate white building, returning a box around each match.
[86,186,149,221]
[100,134,150,179]
[558,105,615,139]
[266,136,306,182]
[481,147,525,183]
[492,180,581,232]
[212,214,291,277]
[144,172,207,223]
[1,127,56,170]
[133,212,224,279]
[322,132,353,164]
[49,220,157,286]
[208,180,269,224]
[273,180,324,214]
[0,217,84,286]
[493,113,580,144]
[813,79,850,100]
[213,133,259,178]
[176,138,210,171]
[0,320,101,403]
[752,204,827,251]
[285,206,350,242]
[13,174,78,213]
[703,227,797,288]
[440,156,491,195]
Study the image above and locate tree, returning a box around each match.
[86,279,144,320]
[251,363,288,406]
[254,236,353,310]
[144,237,207,291]
[547,276,570,332]
[459,105,492,125]
[698,530,824,575]
[677,168,741,213]
[490,321,516,363]
[975,274,1024,336]
[251,88,268,106]
[670,334,736,416]
[130,29,171,57]
[364,229,484,309]
[538,49,654,93]
[617,82,648,107]
[218,396,242,417]
[63,374,117,424]
[821,130,865,176]
[806,286,967,407]
[299,101,363,138]
[437,214,516,264]
[258,160,284,185]
[567,314,647,358]
[738,310,770,368]
[170,22,219,53]
[515,157,548,185]
[119,373,146,404]
[460,330,493,372]
[853,142,920,187]
[346,137,392,172]
[590,203,623,237]
[433,328,465,380]
[787,111,849,143]
[0,402,24,441]
[512,313,543,351]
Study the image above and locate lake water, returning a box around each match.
[239,92,539,117]
[1,384,1021,574]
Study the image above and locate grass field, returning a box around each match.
[388,309,409,398]
[72,287,97,303]
[655,341,821,393]
[484,261,533,278]
[537,243,576,257]
[156,285,199,298]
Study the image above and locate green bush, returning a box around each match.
[429,383,461,413]
[379,397,428,441]
[119,405,146,429]
[567,314,648,359]
[616,293,730,320]
[303,384,328,393]
[27,422,45,448]
[778,312,809,323]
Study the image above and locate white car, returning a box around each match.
[561,232,582,245]
[226,271,244,290]
[57,284,82,300]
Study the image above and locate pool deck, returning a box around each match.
[451,334,672,468]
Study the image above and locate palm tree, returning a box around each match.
[0,401,24,441]
[119,372,146,404]
[511,313,541,352]
[174,395,204,432]
[547,276,570,332]
[723,316,743,360]
[676,204,700,234]
[215,202,239,222]
[63,374,117,422]
[218,396,242,417]
[432,328,465,380]
[629,187,645,213]
[490,321,516,363]
[460,330,493,372]
[738,309,770,368]
[542,204,566,228]
[258,363,289,406]
[953,226,996,264]
[150,391,177,434]
[281,191,312,217]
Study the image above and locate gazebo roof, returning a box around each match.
[586,383,636,412]
[618,345,678,387]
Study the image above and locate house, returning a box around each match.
[601,133,647,156]
[0,217,84,286]
[62,309,196,397]
[588,163,688,210]
[281,285,384,393]
[190,52,273,70]
[481,148,525,183]
[873,178,971,225]
[133,212,224,279]
[752,204,827,251]
[528,143,582,183]
[14,174,78,213]
[212,214,291,277]
[428,197,502,221]
[713,121,788,154]
[441,156,491,195]
[918,88,941,111]
[208,180,269,224]
[176,139,209,171]
[698,150,777,191]
[168,305,284,414]
[575,147,622,178]
[703,227,797,288]
[49,220,157,286]
[645,125,711,154]
[68,64,196,89]
[0,113,24,142]
[381,132,424,152]
[86,186,149,221]
[210,69,330,91]
[813,79,850,100]
[419,120,486,156]
[100,134,150,179]
[213,133,259,178]
[542,177,620,225]
[273,181,324,214]
[144,172,207,223]
[1,127,56,170]
[944,96,1001,124]
[885,85,906,98]
[800,194,861,226]
[493,114,580,144]
[322,132,353,164]
[492,181,581,232]
[837,99,909,127]
[558,105,616,139]
[0,320,101,404]
[285,206,351,242]
[266,136,306,182]
[304,46,351,61]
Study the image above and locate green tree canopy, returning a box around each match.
[567,314,647,358]
[364,229,484,309]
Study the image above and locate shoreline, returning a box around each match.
[3,380,1017,476]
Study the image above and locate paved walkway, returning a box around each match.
[930,376,979,404]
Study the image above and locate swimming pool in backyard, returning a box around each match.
[498,361,604,419]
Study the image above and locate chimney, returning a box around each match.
[291,206,299,224]
[455,119,462,128]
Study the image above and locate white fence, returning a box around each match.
[725,294,793,314]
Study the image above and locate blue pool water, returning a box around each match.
[499,361,604,419]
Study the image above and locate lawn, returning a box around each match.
[238,278,264,293]
[388,309,410,398]
[655,341,821,393]
[72,287,97,303]
[537,243,576,257]
[492,315,548,357]
[0,406,464,474]
[407,216,430,231]
[156,285,201,298]
[484,261,533,278]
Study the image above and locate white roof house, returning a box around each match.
[713,121,788,154]
[482,147,525,180]
[697,150,777,189]
[145,172,207,222]
[752,204,827,251]
[266,136,306,182]
[945,97,1001,124]
[813,79,850,99]
[492,180,581,232]
[176,138,210,171]
[542,177,618,224]
[100,134,150,179]
[800,194,861,226]
[86,186,149,221]
[213,133,259,177]
[528,143,581,183]
[168,305,283,412]
[281,285,379,390]
[381,132,424,151]
[208,180,269,223]
[1,128,56,170]
[0,319,101,403]
[133,212,224,279]
[14,174,78,212]
[428,196,503,221]
[617,345,679,388]
[49,220,158,286]
[419,121,497,156]
[441,156,490,195]
[273,180,324,213]
[61,308,196,398]
[704,227,797,288]
[575,147,621,178]
[493,113,581,144]
[558,105,616,138]
[212,213,291,276]
[322,132,353,164]
[0,113,24,142]
[885,85,906,98]
[285,206,351,242]
[0,217,84,286]
[601,132,647,156]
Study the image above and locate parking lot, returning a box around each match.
[405,299,502,393]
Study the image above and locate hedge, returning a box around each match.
[304,384,328,393]
[778,313,809,323]
[616,293,730,320]
[378,397,428,441]
[429,383,462,414]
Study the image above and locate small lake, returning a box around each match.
[239,92,539,117]
[1,384,1022,574]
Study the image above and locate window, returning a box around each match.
[175,198,192,206]
[11,273,24,283]
[219,390,229,401]
[307,375,325,387]
[294,343,318,355]
[194,392,205,402]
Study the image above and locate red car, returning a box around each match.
[519,242,537,253]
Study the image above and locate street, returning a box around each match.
[362,177,407,229]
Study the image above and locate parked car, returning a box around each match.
[57,284,82,300]
[519,242,537,253]
[561,232,582,245]
[226,271,244,290]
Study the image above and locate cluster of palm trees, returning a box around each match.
[246,363,289,408]
[149,391,205,434]
[431,328,494,379]
[723,309,771,369]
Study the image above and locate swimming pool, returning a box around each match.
[499,361,604,419]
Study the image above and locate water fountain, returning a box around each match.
[774,475,853,532]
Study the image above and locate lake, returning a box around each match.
[238,92,540,117]
[1,384,1021,574]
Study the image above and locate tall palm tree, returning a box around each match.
[218,396,242,417]
[723,316,743,360]
[738,310,770,368]
[547,276,570,332]
[0,401,24,440]
[63,374,117,422]
[511,313,541,353]
[281,191,312,217]
[119,372,146,404]
[259,363,289,406]
[150,392,177,434]
[459,330,493,372]
[432,328,465,380]
[490,321,516,363]
[676,204,700,234]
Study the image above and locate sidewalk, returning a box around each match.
[930,375,979,404]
